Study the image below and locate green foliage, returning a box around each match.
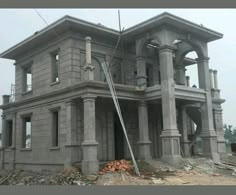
[224,124,236,144]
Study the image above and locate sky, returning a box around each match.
[0,9,236,130]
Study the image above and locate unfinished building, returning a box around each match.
[0,12,226,175]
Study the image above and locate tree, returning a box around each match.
[224,124,236,144]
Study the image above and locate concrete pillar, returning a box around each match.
[81,95,99,175]
[180,106,191,157]
[185,76,190,87]
[136,56,147,88]
[213,70,218,89]
[214,108,226,156]
[137,101,152,160]
[1,114,6,148]
[1,114,6,169]
[159,45,182,165]
[9,113,17,170]
[2,95,10,105]
[213,70,220,99]
[197,57,219,162]
[83,37,95,80]
[176,66,186,85]
[209,69,214,89]
[64,100,77,168]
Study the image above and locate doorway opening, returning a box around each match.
[114,112,124,160]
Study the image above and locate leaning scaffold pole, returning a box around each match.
[101,61,140,177]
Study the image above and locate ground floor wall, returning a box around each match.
[0,97,226,172]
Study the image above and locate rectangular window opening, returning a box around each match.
[51,52,59,83]
[23,66,32,92]
[52,111,59,147]
[22,116,31,149]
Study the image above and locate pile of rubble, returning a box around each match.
[0,167,91,185]
[98,160,133,175]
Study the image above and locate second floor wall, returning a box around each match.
[13,31,162,102]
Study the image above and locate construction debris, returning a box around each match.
[1,157,236,185]
[98,160,133,175]
[0,167,90,185]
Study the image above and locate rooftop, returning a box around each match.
[0,12,223,60]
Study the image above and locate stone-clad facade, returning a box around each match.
[0,12,226,174]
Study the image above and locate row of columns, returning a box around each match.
[65,96,152,175]
[158,46,219,163]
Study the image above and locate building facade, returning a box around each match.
[0,12,226,174]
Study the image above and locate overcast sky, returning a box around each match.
[0,9,236,130]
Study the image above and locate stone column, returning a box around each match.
[0,114,6,169]
[213,70,218,89]
[64,100,77,167]
[213,70,220,98]
[180,106,191,157]
[214,108,226,156]
[9,113,17,169]
[137,101,152,160]
[1,114,6,148]
[185,76,190,87]
[159,45,182,165]
[209,69,214,89]
[176,66,186,85]
[83,37,95,80]
[81,95,99,175]
[209,69,215,98]
[197,57,219,162]
[136,56,147,88]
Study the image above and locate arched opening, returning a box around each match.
[92,57,105,82]
[171,38,206,157]
[185,51,199,88]
[137,38,161,87]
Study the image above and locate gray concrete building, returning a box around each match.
[0,12,226,175]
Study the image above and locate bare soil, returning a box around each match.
[1,156,236,185]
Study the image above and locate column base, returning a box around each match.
[217,132,227,155]
[81,141,99,175]
[160,129,182,165]
[82,160,99,175]
[161,155,182,165]
[217,140,227,155]
[181,141,191,157]
[200,131,220,163]
[137,140,152,160]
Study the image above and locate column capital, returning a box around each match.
[209,69,213,73]
[83,64,95,71]
[138,100,147,107]
[85,36,92,42]
[81,94,97,101]
[213,69,218,74]
[196,56,210,63]
[159,45,175,53]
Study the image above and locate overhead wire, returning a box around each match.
[34,9,63,43]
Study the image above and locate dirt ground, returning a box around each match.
[95,156,236,185]
[1,155,236,185]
